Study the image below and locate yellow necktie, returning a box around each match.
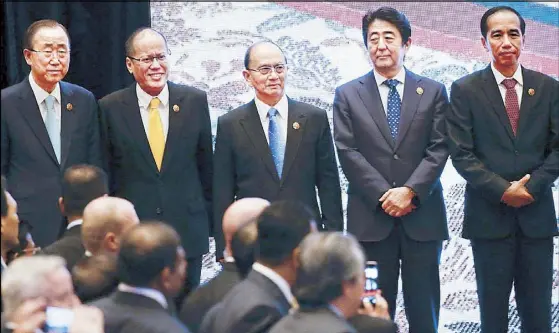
[148,97,165,171]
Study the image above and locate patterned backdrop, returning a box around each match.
[150,2,559,332]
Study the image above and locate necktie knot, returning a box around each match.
[268,107,278,118]
[502,78,517,90]
[44,95,56,111]
[384,79,399,90]
[149,97,161,110]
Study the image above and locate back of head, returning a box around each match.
[256,201,316,266]
[231,220,258,277]
[294,232,365,307]
[61,164,108,217]
[72,253,119,303]
[223,197,269,251]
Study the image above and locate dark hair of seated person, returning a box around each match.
[72,253,119,303]
[231,220,258,277]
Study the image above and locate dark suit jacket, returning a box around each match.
[199,269,291,333]
[347,314,398,333]
[269,307,357,333]
[213,97,342,253]
[99,82,213,257]
[1,78,102,247]
[447,66,559,239]
[91,290,189,333]
[39,223,84,271]
[180,262,241,332]
[333,69,449,242]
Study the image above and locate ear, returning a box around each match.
[58,197,65,215]
[159,266,172,290]
[404,37,412,49]
[481,36,488,51]
[23,49,33,66]
[104,232,119,252]
[242,70,253,87]
[125,58,134,75]
[291,246,302,268]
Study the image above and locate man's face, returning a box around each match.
[367,19,410,77]
[482,10,524,73]
[166,247,187,296]
[1,192,20,249]
[23,26,70,92]
[243,43,287,106]
[46,267,79,308]
[126,31,169,96]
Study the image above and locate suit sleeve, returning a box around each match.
[315,111,343,231]
[333,86,392,209]
[404,83,450,202]
[524,78,559,200]
[447,81,510,203]
[86,92,103,169]
[196,92,214,232]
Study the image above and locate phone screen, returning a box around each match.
[363,261,378,305]
[45,306,74,333]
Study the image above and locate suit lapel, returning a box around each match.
[239,101,280,183]
[281,98,307,184]
[60,82,76,169]
[160,82,186,173]
[18,79,59,166]
[395,70,423,150]
[357,71,395,149]
[516,67,538,138]
[481,66,515,141]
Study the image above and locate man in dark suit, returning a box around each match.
[91,222,189,333]
[270,232,396,333]
[333,7,449,333]
[213,41,342,257]
[199,201,317,333]
[446,6,558,333]
[1,20,102,247]
[99,27,213,297]
[39,164,108,271]
[180,198,269,332]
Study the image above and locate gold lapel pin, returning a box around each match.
[292,122,300,130]
[173,105,180,112]
[416,87,424,95]
[66,103,73,111]
[528,88,535,96]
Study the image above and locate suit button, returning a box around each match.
[514,150,519,156]
[156,208,162,215]
[393,154,399,160]
[392,182,397,187]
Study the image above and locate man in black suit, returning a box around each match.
[213,41,342,257]
[99,27,213,297]
[446,6,558,333]
[200,201,317,333]
[39,164,108,271]
[1,20,102,247]
[333,7,449,333]
[91,222,190,333]
[270,232,396,333]
[1,177,20,276]
[180,198,269,332]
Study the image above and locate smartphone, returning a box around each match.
[44,306,74,333]
[363,261,378,305]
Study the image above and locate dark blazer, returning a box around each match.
[1,78,102,247]
[91,290,190,333]
[347,314,398,333]
[447,65,558,239]
[38,224,84,271]
[213,97,342,253]
[333,69,449,242]
[99,82,213,257]
[269,307,357,333]
[199,269,291,333]
[180,262,242,332]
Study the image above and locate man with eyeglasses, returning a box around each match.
[213,41,343,259]
[98,27,213,307]
[1,20,102,248]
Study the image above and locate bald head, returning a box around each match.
[82,197,139,255]
[223,198,270,256]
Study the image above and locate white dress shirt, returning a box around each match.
[491,62,523,107]
[136,83,170,141]
[252,262,295,305]
[118,282,168,309]
[66,218,82,230]
[29,73,62,128]
[255,94,289,144]
[373,68,406,116]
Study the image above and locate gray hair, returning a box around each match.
[293,232,365,306]
[1,256,67,318]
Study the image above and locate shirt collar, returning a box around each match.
[223,250,236,263]
[66,219,83,230]
[29,72,62,105]
[255,94,288,123]
[373,67,406,88]
[491,62,523,87]
[1,256,7,269]
[252,262,295,304]
[118,283,168,309]
[136,83,169,109]
[328,304,345,318]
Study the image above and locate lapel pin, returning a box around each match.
[292,122,300,130]
[66,103,73,111]
[173,104,180,112]
[528,88,535,96]
[416,87,424,95]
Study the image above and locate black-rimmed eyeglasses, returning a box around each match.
[247,64,287,75]
[128,54,169,65]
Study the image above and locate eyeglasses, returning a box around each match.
[247,64,287,75]
[28,48,69,59]
[128,54,169,65]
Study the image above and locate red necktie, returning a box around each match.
[502,78,520,135]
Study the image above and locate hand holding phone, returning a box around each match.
[362,261,378,305]
[45,307,74,333]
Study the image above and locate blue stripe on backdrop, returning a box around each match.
[473,2,559,27]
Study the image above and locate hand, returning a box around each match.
[379,187,416,217]
[358,290,391,320]
[501,174,535,208]
[9,298,47,333]
[69,305,104,333]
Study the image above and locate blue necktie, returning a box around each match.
[44,95,61,162]
[268,108,285,178]
[384,79,401,139]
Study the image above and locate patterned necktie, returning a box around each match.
[502,78,520,136]
[44,95,61,162]
[148,97,165,171]
[384,79,401,139]
[268,108,285,178]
